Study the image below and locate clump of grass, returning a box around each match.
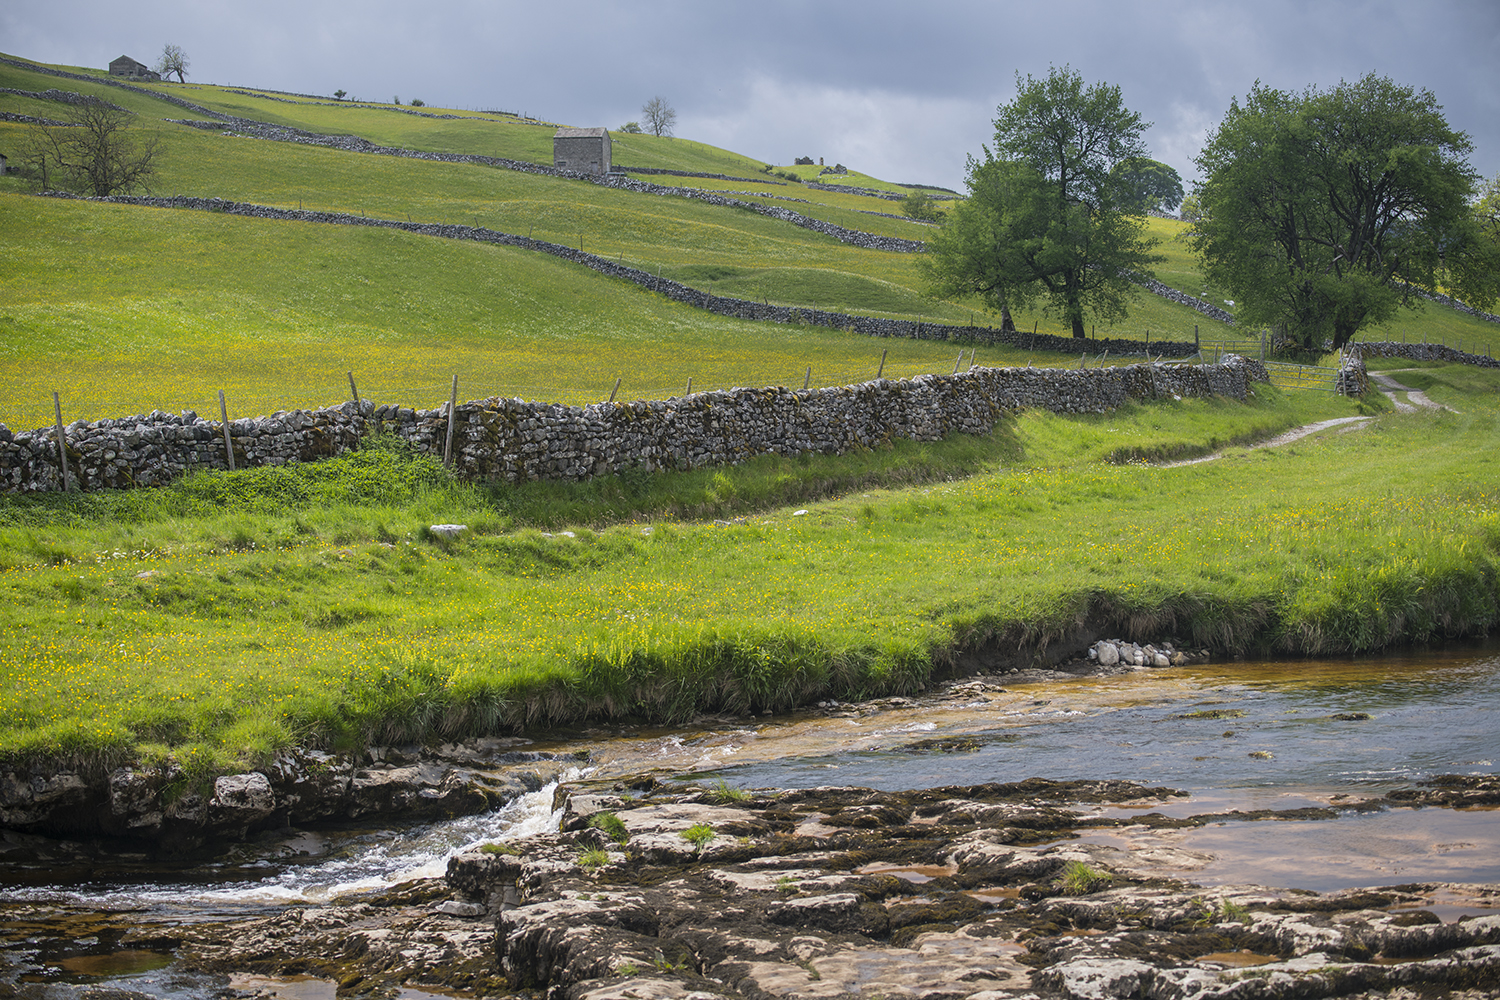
[478,842,520,856]
[577,846,610,871]
[1055,860,1112,895]
[589,810,630,846]
[1217,898,1251,924]
[707,779,748,804]
[682,823,716,853]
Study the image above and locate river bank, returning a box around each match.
[0,637,1200,846]
[3,644,1498,999]
[3,634,1496,848]
[5,366,1494,776]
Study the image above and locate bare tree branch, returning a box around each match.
[641,96,676,138]
[156,43,189,84]
[27,98,161,196]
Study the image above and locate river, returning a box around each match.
[2,640,1497,996]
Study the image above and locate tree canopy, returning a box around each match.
[1478,173,1500,244]
[921,66,1162,338]
[1190,74,1500,352]
[1112,157,1184,213]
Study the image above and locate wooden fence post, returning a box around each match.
[608,377,622,403]
[803,366,811,391]
[52,391,73,492]
[684,377,692,397]
[952,350,964,375]
[219,390,236,471]
[443,375,459,468]
[348,371,361,410]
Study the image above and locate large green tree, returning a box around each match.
[1190,74,1500,352]
[922,67,1162,339]
[1112,157,1184,214]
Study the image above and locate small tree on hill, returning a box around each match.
[642,96,676,137]
[334,89,347,101]
[1111,157,1184,214]
[155,43,189,83]
[618,121,642,134]
[901,189,944,222]
[26,97,160,196]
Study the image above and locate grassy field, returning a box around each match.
[2,368,1496,772]
[0,194,1122,430]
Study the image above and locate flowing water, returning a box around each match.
[2,641,1497,996]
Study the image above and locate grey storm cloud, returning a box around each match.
[4,0,1498,192]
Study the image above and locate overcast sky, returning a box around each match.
[5,0,1499,193]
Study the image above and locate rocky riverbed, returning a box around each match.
[149,775,1500,1000]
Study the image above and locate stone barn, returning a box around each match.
[109,55,160,81]
[553,128,611,176]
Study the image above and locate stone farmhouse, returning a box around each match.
[553,128,611,176]
[109,55,160,81]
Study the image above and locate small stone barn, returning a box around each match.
[109,55,160,81]
[553,128,611,176]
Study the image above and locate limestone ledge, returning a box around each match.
[0,737,576,848]
[168,775,1500,1000]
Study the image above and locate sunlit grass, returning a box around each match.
[1,370,1493,772]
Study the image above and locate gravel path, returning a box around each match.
[1160,415,1374,467]
[1368,370,1458,413]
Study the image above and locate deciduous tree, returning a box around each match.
[1111,157,1183,213]
[642,96,676,138]
[155,43,188,83]
[921,66,1162,338]
[26,98,160,196]
[1477,172,1500,243]
[1191,74,1499,353]
[901,189,944,222]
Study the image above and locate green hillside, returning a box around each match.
[1,49,1494,429]
[1,54,1497,773]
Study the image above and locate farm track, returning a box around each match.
[1369,370,1459,413]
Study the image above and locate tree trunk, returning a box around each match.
[1332,319,1358,351]
[1000,306,1016,333]
[1071,313,1087,339]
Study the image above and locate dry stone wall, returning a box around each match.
[47,193,1202,360]
[0,358,1267,493]
[1353,341,1500,369]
